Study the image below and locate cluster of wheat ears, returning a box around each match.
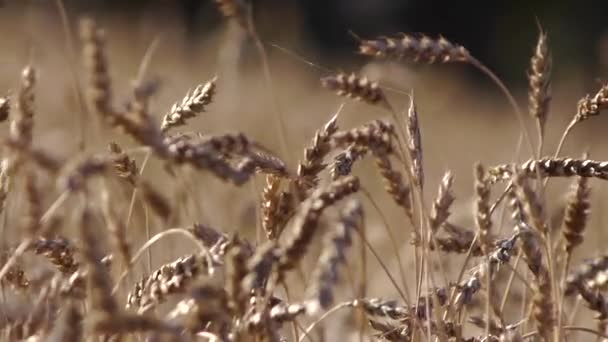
[1,1,608,341]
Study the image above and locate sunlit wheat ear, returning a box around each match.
[126,254,211,312]
[574,83,608,124]
[306,200,363,313]
[373,151,412,219]
[10,66,36,148]
[261,175,293,240]
[406,96,423,187]
[296,109,339,199]
[562,175,590,254]
[160,76,217,133]
[565,255,608,295]
[246,301,308,335]
[225,237,249,316]
[108,142,139,186]
[331,119,396,152]
[512,169,547,235]
[572,281,608,321]
[429,171,454,233]
[487,157,608,183]
[321,72,392,110]
[358,34,471,63]
[79,207,118,318]
[80,18,114,119]
[30,237,79,274]
[278,176,360,278]
[426,223,483,256]
[528,28,552,137]
[474,163,492,253]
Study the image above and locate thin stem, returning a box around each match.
[554,119,576,158]
[112,227,212,294]
[469,57,535,157]
[54,0,88,152]
[246,4,291,166]
[500,250,523,312]
[361,189,410,303]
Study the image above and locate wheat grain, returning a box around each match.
[160,77,217,133]
[358,34,471,63]
[488,158,608,183]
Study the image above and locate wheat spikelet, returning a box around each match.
[10,66,36,148]
[454,233,518,307]
[126,254,211,312]
[429,171,454,233]
[80,18,114,119]
[23,170,42,237]
[246,302,307,332]
[512,169,547,234]
[488,157,608,183]
[242,241,281,293]
[296,111,339,198]
[532,268,554,339]
[306,200,363,313]
[321,72,389,108]
[562,176,590,253]
[331,119,395,152]
[358,34,471,63]
[167,283,230,336]
[373,151,412,219]
[528,29,552,134]
[278,176,360,277]
[108,142,139,186]
[474,163,492,253]
[406,97,424,187]
[30,237,79,274]
[565,255,608,294]
[164,134,285,185]
[79,207,117,315]
[425,223,484,256]
[225,237,248,316]
[160,77,217,133]
[572,281,608,323]
[261,174,285,240]
[3,264,29,289]
[574,83,608,124]
[509,188,543,275]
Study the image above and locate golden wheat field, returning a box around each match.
[2,1,608,341]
